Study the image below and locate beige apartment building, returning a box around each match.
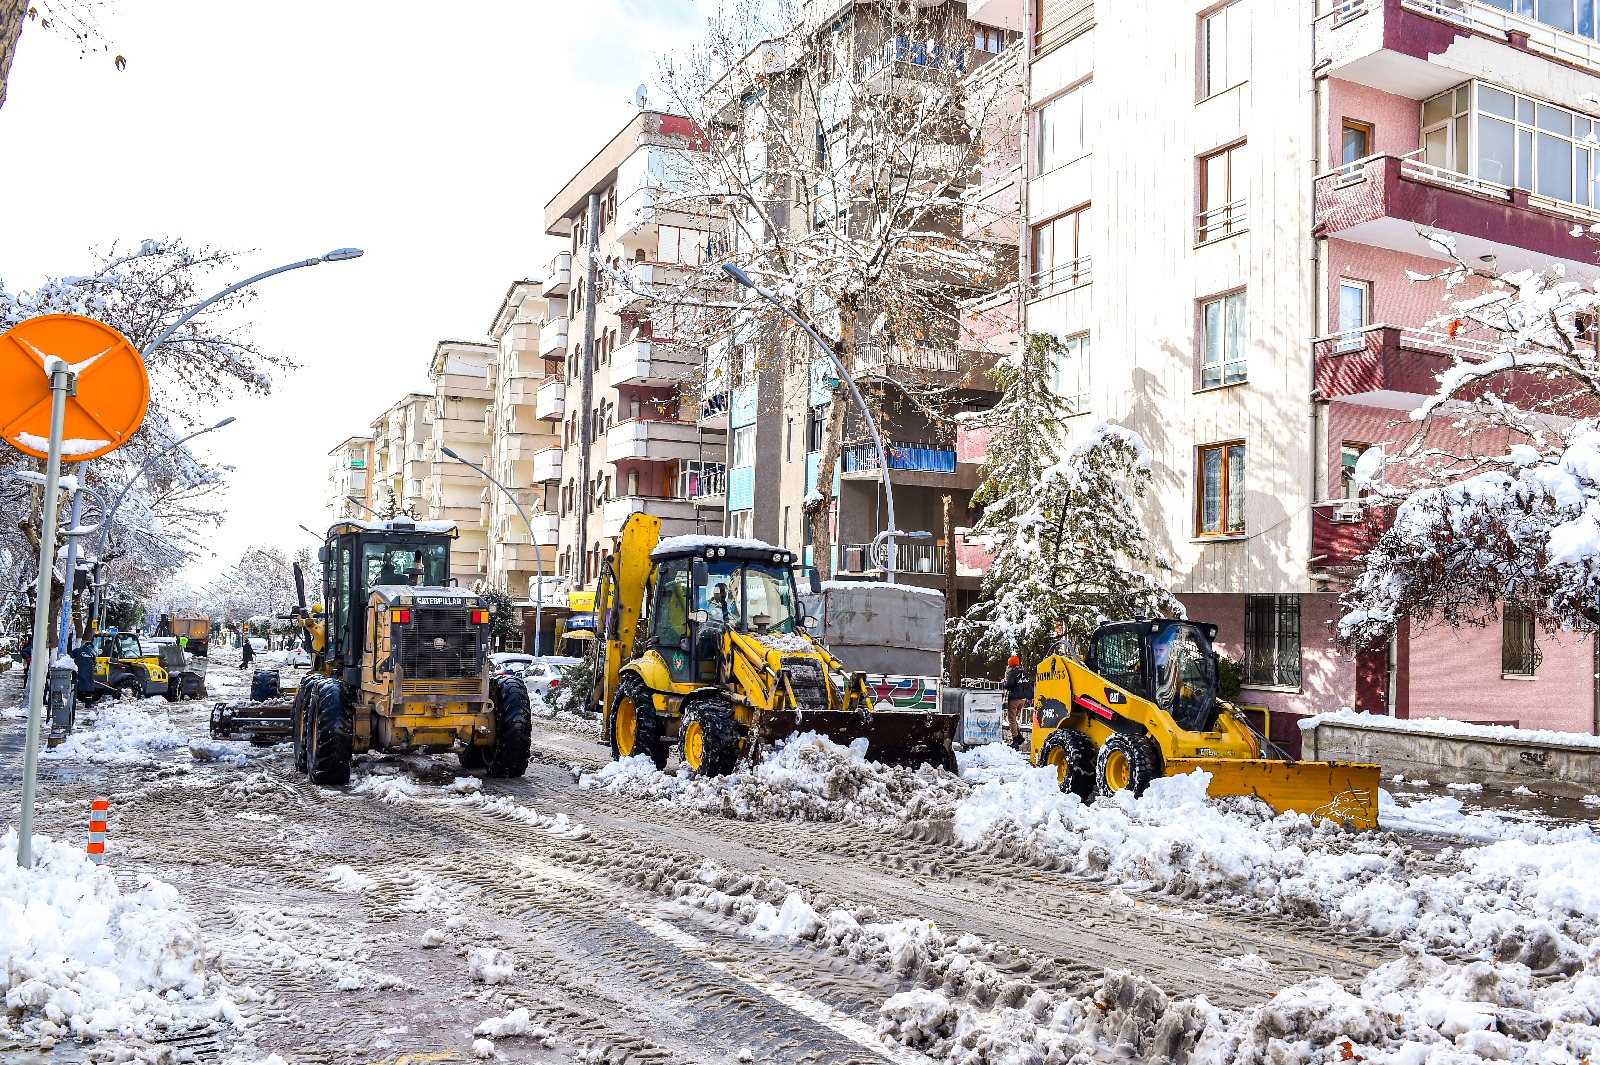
[542,109,726,594]
[325,434,376,525]
[369,392,434,520]
[427,340,494,588]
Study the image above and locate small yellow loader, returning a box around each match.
[588,514,959,774]
[1030,618,1379,828]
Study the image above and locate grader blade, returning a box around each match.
[210,699,294,743]
[748,707,960,773]
[1166,757,1381,829]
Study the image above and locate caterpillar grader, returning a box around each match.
[1030,618,1380,828]
[589,514,959,774]
[210,518,533,784]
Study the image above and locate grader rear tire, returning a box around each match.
[1095,733,1162,798]
[308,681,353,786]
[680,699,740,777]
[485,675,533,778]
[1040,728,1097,801]
[609,674,666,769]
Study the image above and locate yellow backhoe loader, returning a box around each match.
[588,514,959,774]
[1031,619,1379,828]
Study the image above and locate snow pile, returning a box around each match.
[351,768,591,839]
[1301,708,1600,748]
[466,947,515,985]
[577,732,963,823]
[473,1005,555,1047]
[0,829,233,1048]
[324,864,376,892]
[42,697,191,765]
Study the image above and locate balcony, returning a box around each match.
[1030,256,1091,300]
[958,288,1020,356]
[842,441,958,474]
[961,166,1021,245]
[539,317,570,358]
[605,418,710,464]
[1313,323,1573,405]
[838,541,948,576]
[501,433,547,463]
[855,35,969,84]
[503,373,541,406]
[544,251,572,297]
[680,462,726,506]
[1315,0,1600,91]
[535,376,566,420]
[612,339,696,387]
[602,495,705,538]
[699,390,730,429]
[851,345,966,376]
[494,542,556,572]
[532,447,563,483]
[505,320,541,351]
[1310,500,1392,574]
[1313,153,1598,273]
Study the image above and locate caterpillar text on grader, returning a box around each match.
[1029,618,1380,827]
[210,518,533,784]
[589,514,959,774]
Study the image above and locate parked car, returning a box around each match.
[488,653,581,696]
[286,647,312,668]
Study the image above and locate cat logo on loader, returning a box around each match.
[1030,618,1380,828]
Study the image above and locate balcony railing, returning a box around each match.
[841,441,957,474]
[852,346,965,375]
[839,541,947,575]
[1196,199,1247,244]
[1321,150,1600,227]
[1030,256,1091,298]
[1402,0,1600,75]
[679,463,726,500]
[539,317,569,357]
[855,35,968,82]
[535,376,565,421]
[545,251,572,297]
[1310,499,1391,572]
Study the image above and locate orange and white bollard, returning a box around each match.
[86,797,109,864]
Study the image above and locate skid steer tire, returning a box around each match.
[680,699,740,778]
[250,669,281,703]
[1096,733,1162,798]
[485,675,533,778]
[1040,728,1097,801]
[308,681,353,786]
[609,674,666,769]
[292,677,319,772]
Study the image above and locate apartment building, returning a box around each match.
[427,340,495,589]
[1009,0,1600,732]
[542,109,726,594]
[369,392,434,520]
[325,434,376,524]
[484,280,563,651]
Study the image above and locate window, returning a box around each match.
[728,509,754,538]
[1483,0,1597,41]
[806,408,824,452]
[1244,594,1301,689]
[1341,119,1372,165]
[1030,204,1092,296]
[1199,2,1249,99]
[785,418,794,462]
[1197,441,1245,536]
[975,25,1005,52]
[1198,142,1246,242]
[408,478,423,497]
[1423,81,1599,209]
[1035,81,1090,175]
[1341,443,1377,499]
[1502,603,1541,677]
[1200,290,1247,387]
[782,506,791,547]
[1337,279,1370,352]
[1050,333,1092,414]
[731,424,756,467]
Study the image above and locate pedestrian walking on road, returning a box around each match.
[240,637,254,668]
[1002,655,1032,749]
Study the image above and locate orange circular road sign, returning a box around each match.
[0,314,149,463]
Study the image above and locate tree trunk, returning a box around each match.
[0,0,25,112]
[807,388,848,579]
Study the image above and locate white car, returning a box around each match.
[287,647,312,667]
[488,653,581,696]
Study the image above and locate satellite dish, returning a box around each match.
[634,84,649,110]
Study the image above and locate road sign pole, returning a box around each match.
[17,364,73,869]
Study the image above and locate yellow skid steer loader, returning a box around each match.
[1031,619,1380,828]
[588,514,959,774]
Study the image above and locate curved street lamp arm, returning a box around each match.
[439,447,546,655]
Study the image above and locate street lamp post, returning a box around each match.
[440,446,544,655]
[720,263,907,584]
[345,494,378,517]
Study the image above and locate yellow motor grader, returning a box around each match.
[1030,618,1380,828]
[588,514,958,774]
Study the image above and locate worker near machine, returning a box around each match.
[240,636,254,668]
[1002,655,1032,749]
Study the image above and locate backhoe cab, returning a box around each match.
[592,514,958,775]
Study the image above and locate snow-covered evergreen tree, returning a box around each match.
[951,334,1181,665]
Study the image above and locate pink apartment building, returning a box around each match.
[958,0,1600,738]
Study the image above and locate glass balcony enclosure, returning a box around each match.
[1477,0,1596,39]
[1421,80,1600,209]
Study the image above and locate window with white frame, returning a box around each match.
[408,478,423,498]
[728,509,754,538]
[1199,2,1248,99]
[1423,81,1600,210]
[1200,290,1247,387]
[1030,204,1091,296]
[1337,279,1369,352]
[1050,333,1091,415]
[731,424,756,467]
[1035,81,1090,175]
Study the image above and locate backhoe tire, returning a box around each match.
[680,699,740,777]
[250,669,281,703]
[308,681,353,786]
[485,675,533,778]
[609,674,666,769]
[1040,728,1097,801]
[292,677,319,772]
[458,744,487,770]
[1095,733,1162,798]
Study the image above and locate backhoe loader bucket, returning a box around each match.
[210,699,294,744]
[748,706,960,773]
[1167,757,1381,829]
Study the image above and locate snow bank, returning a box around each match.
[1300,708,1600,748]
[42,697,191,765]
[0,829,231,1048]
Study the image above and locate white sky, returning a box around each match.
[0,0,706,587]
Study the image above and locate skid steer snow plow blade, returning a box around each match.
[749,707,960,772]
[210,699,294,744]
[1167,757,1381,829]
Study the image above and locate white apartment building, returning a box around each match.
[427,340,495,588]
[369,392,435,520]
[325,434,376,525]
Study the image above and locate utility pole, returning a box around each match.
[575,190,601,587]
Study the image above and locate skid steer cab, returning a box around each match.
[77,631,170,701]
[590,514,959,776]
[1031,619,1380,828]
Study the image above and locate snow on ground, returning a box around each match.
[0,828,242,1050]
[351,767,591,840]
[41,696,192,765]
[1301,708,1600,749]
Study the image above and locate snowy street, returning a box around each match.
[3,659,1597,1064]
